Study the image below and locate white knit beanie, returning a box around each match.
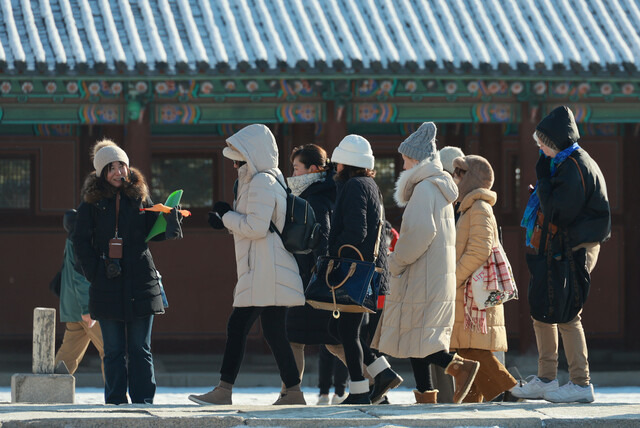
[92,140,129,176]
[331,135,375,170]
[439,146,465,174]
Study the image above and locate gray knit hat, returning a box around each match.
[398,122,437,162]
[92,139,129,176]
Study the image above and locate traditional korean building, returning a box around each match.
[1,0,638,354]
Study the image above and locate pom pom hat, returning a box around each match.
[331,135,375,170]
[92,139,129,176]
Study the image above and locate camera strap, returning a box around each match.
[114,192,120,238]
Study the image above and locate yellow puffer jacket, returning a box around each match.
[449,188,508,352]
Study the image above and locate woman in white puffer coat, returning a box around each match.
[188,124,305,406]
[372,122,480,404]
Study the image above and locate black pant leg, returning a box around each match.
[261,306,301,389]
[318,345,335,394]
[220,307,262,384]
[337,312,365,382]
[410,357,434,393]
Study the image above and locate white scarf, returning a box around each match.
[287,171,326,196]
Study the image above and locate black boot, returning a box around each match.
[370,368,403,404]
[341,392,371,405]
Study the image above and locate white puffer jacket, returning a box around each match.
[372,158,458,358]
[221,125,304,307]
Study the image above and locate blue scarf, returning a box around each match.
[521,143,580,247]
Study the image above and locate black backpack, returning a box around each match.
[263,172,321,254]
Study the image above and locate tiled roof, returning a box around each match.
[0,0,639,76]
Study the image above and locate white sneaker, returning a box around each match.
[543,381,595,403]
[331,393,347,405]
[510,375,559,399]
[316,394,330,405]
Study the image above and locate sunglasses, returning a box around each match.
[233,160,247,167]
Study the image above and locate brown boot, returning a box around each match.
[445,354,480,404]
[414,389,438,404]
[188,381,232,405]
[273,384,306,405]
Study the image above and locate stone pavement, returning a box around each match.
[1,401,640,427]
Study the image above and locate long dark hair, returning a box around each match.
[335,165,376,182]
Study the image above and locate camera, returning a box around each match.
[105,259,122,279]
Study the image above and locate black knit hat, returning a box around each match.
[535,106,580,151]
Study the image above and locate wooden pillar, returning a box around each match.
[517,102,541,353]
[623,124,640,350]
[324,101,347,154]
[32,308,55,374]
[123,107,152,180]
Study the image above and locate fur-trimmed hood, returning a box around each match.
[81,167,150,204]
[393,157,458,207]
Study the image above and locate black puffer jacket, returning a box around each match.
[536,107,611,248]
[328,175,389,295]
[73,168,182,321]
[287,173,338,345]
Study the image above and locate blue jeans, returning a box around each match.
[100,316,155,404]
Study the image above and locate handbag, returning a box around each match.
[470,244,518,309]
[526,215,591,324]
[305,200,385,319]
[305,244,382,318]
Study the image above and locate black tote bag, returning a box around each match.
[526,217,591,324]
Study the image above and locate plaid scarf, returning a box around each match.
[520,143,580,248]
[464,246,518,333]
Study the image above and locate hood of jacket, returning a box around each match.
[393,157,458,207]
[536,106,580,151]
[458,188,497,213]
[226,124,279,176]
[81,167,149,204]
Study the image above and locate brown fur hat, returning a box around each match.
[453,155,494,201]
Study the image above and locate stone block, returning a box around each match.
[11,373,75,403]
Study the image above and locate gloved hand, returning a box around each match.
[208,211,225,230]
[213,201,232,217]
[535,155,551,179]
[165,207,184,239]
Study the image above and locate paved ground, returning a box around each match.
[2,386,640,427]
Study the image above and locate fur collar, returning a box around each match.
[458,188,497,213]
[81,167,149,204]
[393,158,458,207]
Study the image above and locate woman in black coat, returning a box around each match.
[73,139,182,404]
[327,135,402,405]
[284,145,349,402]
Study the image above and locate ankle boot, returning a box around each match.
[444,354,480,404]
[341,380,371,405]
[273,384,306,405]
[414,389,438,404]
[188,381,233,405]
[366,357,403,404]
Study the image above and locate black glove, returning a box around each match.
[165,208,183,240]
[535,155,551,179]
[208,211,225,230]
[213,201,232,217]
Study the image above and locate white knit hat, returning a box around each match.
[439,146,465,174]
[92,140,129,176]
[331,135,375,170]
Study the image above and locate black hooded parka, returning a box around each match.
[73,168,181,321]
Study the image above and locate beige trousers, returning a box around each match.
[532,242,600,387]
[54,320,105,380]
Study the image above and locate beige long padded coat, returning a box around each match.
[449,188,508,352]
[221,124,305,308]
[372,158,458,358]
